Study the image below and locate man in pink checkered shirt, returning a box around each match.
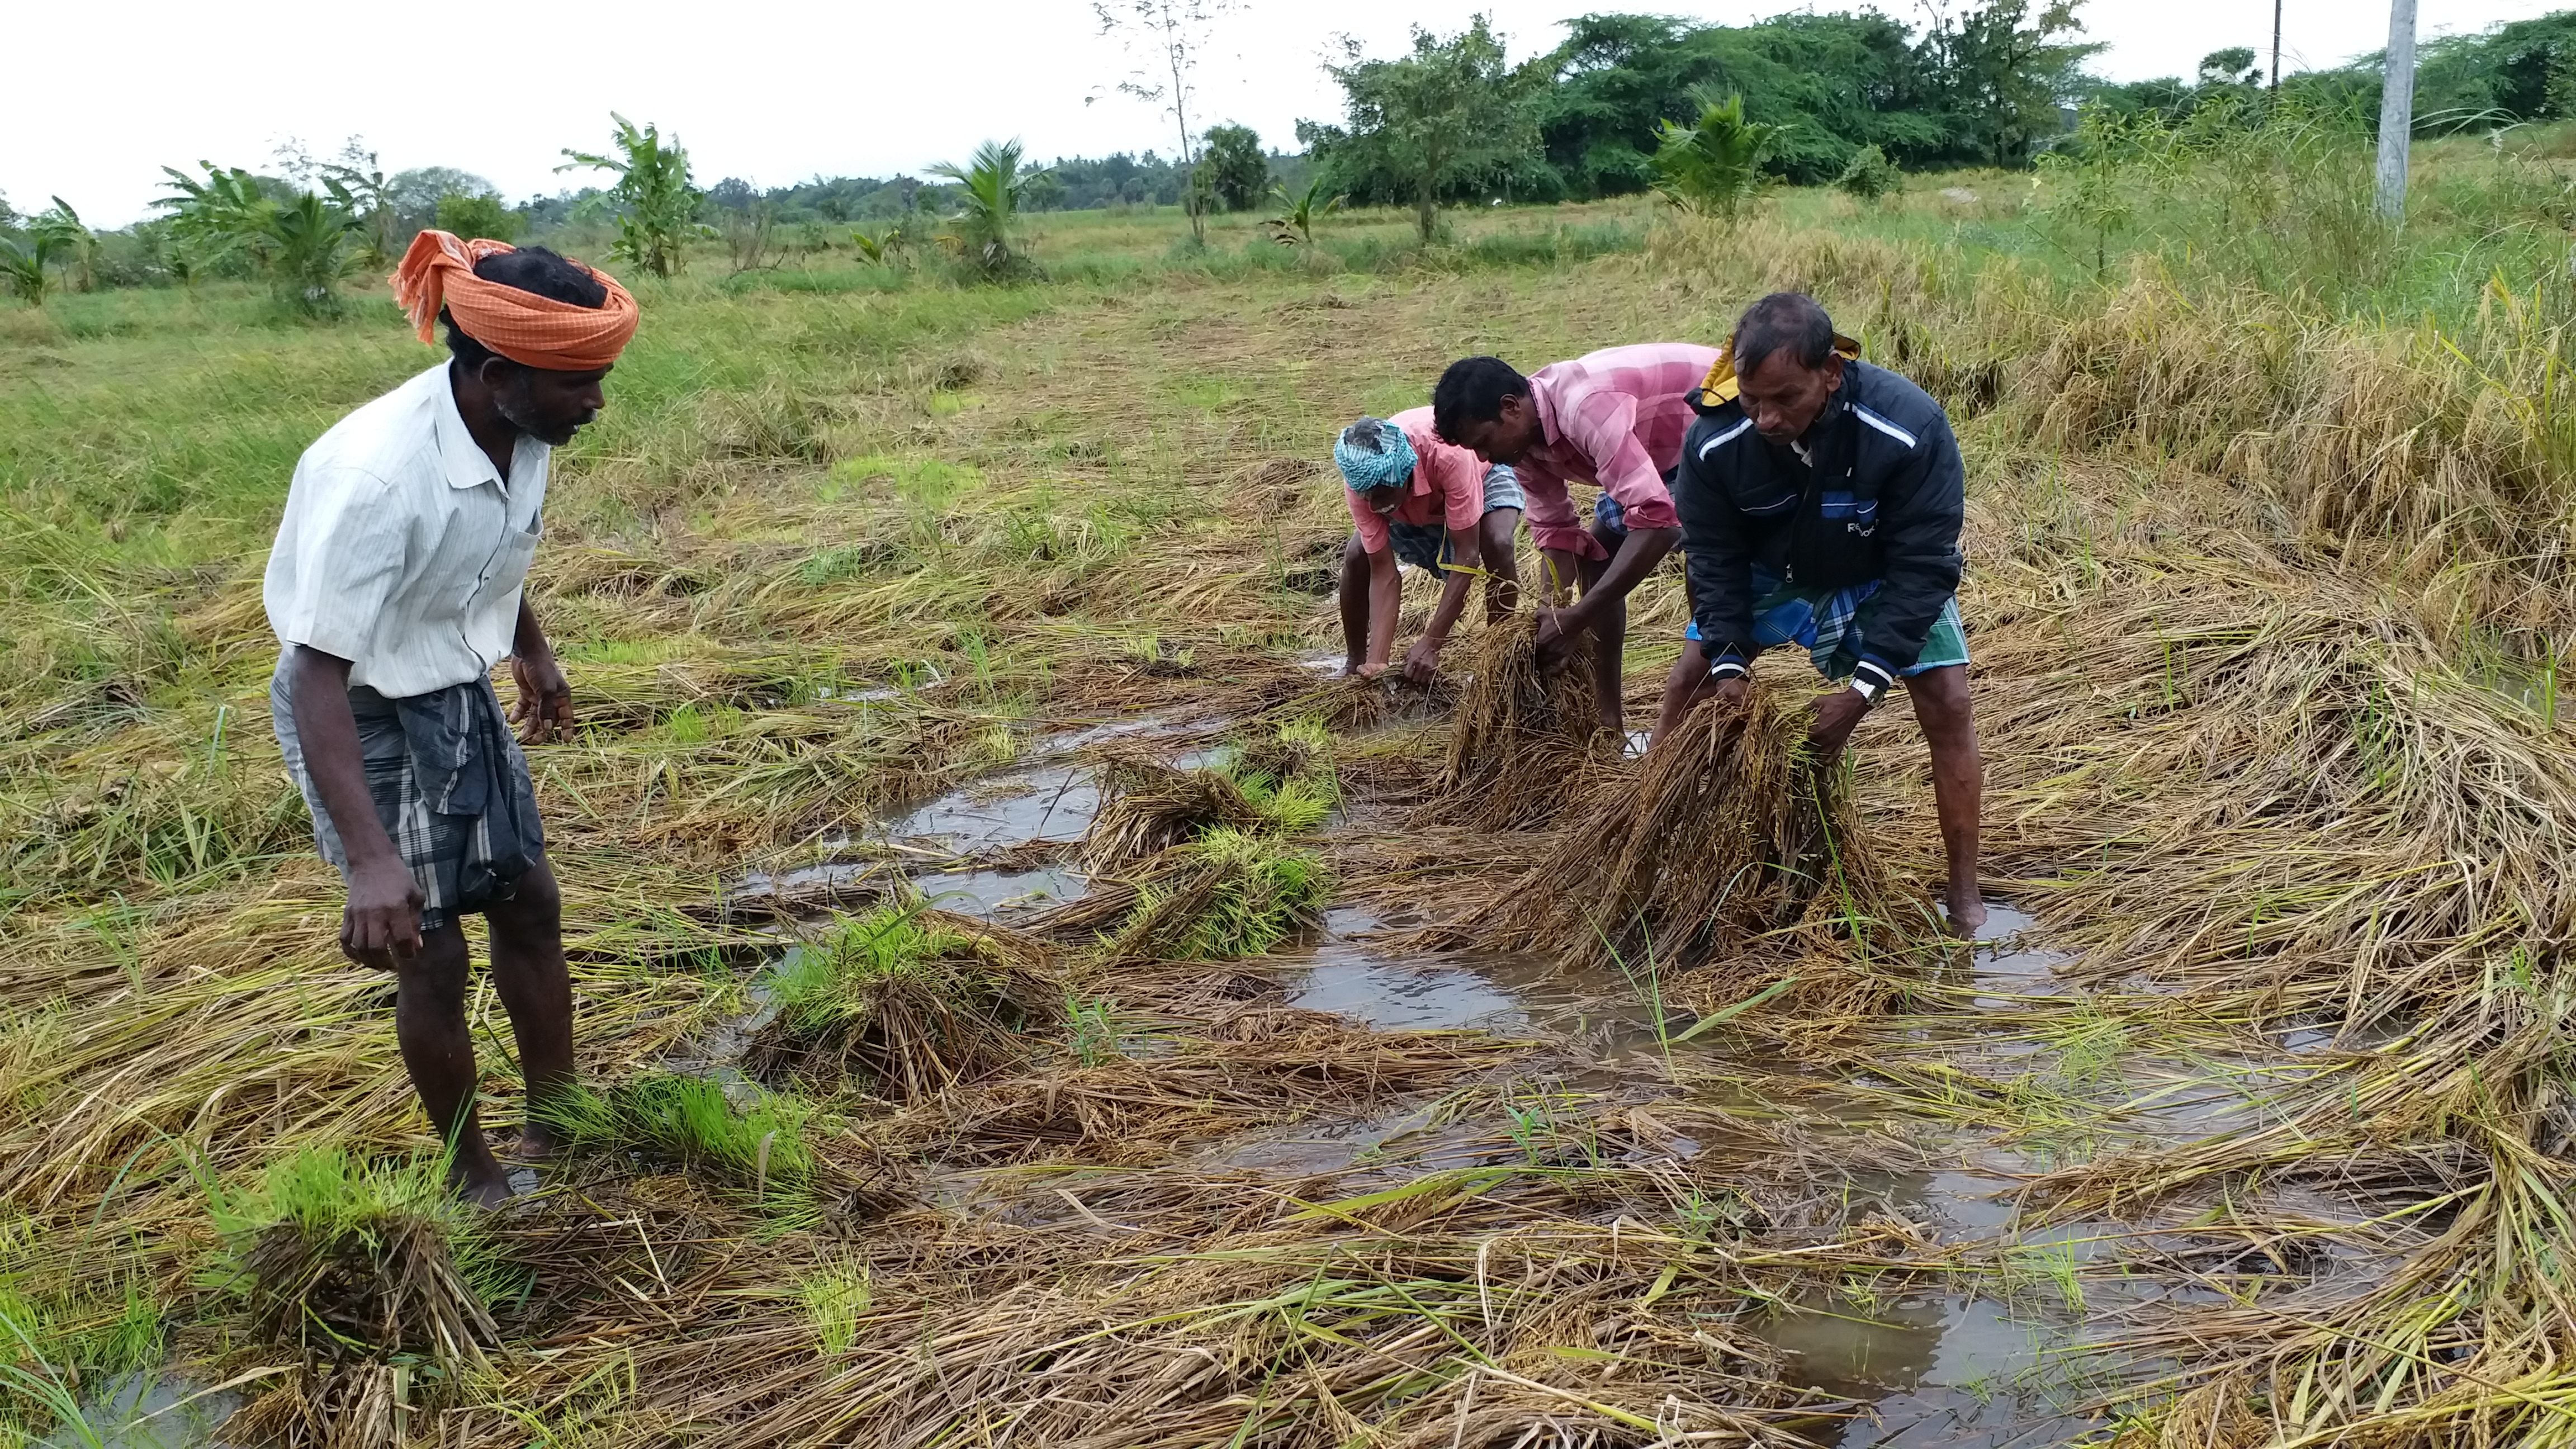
[1434,343,1720,731]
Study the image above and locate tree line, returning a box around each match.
[8,4,2575,304]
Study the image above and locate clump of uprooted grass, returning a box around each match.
[1423,616,1608,830]
[1437,681,1922,979]
[1043,828,1330,963]
[1080,719,1337,868]
[211,1144,501,1367]
[742,902,1057,1098]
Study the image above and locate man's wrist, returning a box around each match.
[1850,660,1894,705]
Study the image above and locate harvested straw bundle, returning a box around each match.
[1423,617,1610,831]
[1083,723,1337,869]
[1040,828,1329,963]
[1080,754,1267,868]
[744,905,1058,1099]
[1456,681,1911,973]
[221,1147,498,1369]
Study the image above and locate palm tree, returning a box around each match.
[930,140,1043,280]
[268,192,364,314]
[1650,92,1781,222]
[1265,177,1346,247]
[154,163,363,313]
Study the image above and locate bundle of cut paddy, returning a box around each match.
[1039,827,1329,963]
[220,1145,499,1370]
[743,903,1057,1099]
[1079,752,1267,868]
[1420,615,1611,831]
[1454,681,1913,974]
[1081,723,1337,869]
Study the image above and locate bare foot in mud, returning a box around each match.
[1944,886,1989,939]
[515,1123,561,1162]
[457,1164,516,1209]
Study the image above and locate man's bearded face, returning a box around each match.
[494,362,610,446]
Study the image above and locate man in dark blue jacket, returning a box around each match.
[1666,292,1985,935]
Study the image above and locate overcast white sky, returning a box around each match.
[7,1,2561,225]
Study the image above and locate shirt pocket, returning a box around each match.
[487,517,543,594]
[1818,491,1879,536]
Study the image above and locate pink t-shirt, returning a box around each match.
[1346,407,1489,555]
[1514,343,1720,559]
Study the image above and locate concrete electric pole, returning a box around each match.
[2270,0,2283,92]
[2375,0,2418,222]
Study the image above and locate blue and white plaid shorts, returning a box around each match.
[1684,566,1971,680]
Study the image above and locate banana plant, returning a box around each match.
[1264,177,1344,247]
[154,162,363,312]
[560,113,709,277]
[319,154,398,264]
[0,233,56,305]
[157,163,276,272]
[29,199,94,292]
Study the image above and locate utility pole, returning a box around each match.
[2270,0,2283,92]
[2374,0,2417,222]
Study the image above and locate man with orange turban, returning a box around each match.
[263,231,638,1204]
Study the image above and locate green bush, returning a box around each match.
[434,191,519,243]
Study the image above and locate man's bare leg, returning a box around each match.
[1653,637,1713,750]
[1903,665,1986,937]
[484,855,575,1160]
[1479,507,1523,623]
[1580,520,1625,733]
[1335,533,1372,673]
[394,923,512,1205]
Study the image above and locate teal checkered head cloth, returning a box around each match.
[1333,417,1418,492]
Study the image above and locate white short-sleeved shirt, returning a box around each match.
[263,363,551,698]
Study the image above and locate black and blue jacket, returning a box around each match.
[1672,359,1966,693]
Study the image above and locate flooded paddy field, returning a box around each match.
[8,184,2576,1449]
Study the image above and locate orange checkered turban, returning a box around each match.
[391,230,638,372]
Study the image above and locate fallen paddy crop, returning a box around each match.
[11,136,2576,1447]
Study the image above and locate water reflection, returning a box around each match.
[45,1374,246,1449]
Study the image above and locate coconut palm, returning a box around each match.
[267,192,365,314]
[1265,177,1346,247]
[154,163,363,313]
[1649,92,1781,222]
[930,140,1043,280]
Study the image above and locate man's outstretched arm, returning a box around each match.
[288,645,424,963]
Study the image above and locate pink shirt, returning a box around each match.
[1347,407,1488,555]
[1515,343,1720,558]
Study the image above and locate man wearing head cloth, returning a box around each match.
[264,230,638,1203]
[1332,408,1524,683]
